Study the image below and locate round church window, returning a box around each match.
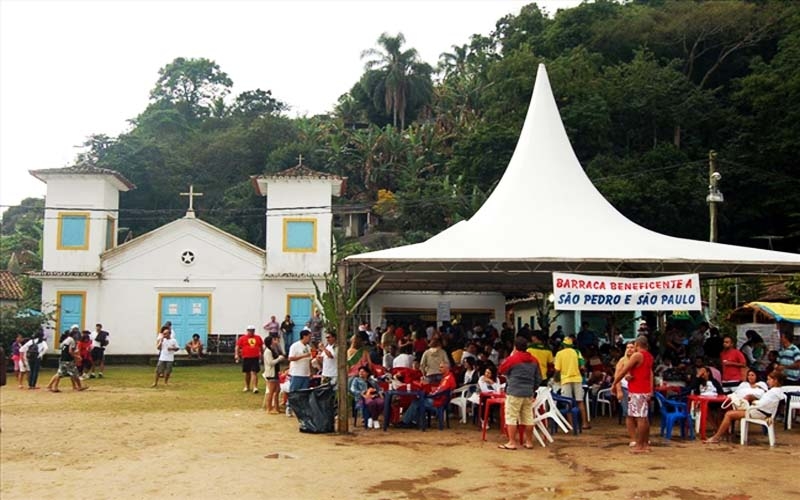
[180,250,196,265]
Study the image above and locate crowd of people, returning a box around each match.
[8,312,799,450]
[8,323,110,391]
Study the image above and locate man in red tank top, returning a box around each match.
[612,336,653,454]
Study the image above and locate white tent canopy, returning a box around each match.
[346,65,800,293]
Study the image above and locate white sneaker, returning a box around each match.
[367,418,374,429]
[242,387,249,392]
[253,388,259,394]
[373,420,381,429]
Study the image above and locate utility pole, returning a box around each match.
[706,150,723,322]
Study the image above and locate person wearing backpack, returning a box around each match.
[21,331,47,390]
[46,329,87,392]
[89,323,110,378]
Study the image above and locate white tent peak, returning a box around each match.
[469,63,636,237]
[347,64,799,288]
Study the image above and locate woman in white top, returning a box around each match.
[704,369,786,443]
[262,336,285,414]
[392,343,415,369]
[469,365,500,409]
[477,365,499,393]
[731,369,768,403]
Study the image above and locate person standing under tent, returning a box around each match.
[612,336,654,454]
[778,331,800,384]
[498,336,541,450]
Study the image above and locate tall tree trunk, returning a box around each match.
[673,124,681,149]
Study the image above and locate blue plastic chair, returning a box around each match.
[655,392,694,440]
[423,390,452,431]
[552,393,582,434]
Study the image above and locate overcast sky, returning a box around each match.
[0,0,581,213]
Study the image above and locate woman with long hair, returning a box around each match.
[741,330,767,374]
[614,341,635,446]
[703,369,786,443]
[349,365,384,429]
[263,336,285,414]
[730,368,768,402]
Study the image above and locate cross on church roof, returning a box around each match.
[180,184,203,218]
[297,154,304,166]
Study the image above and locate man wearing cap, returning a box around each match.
[554,336,590,430]
[235,326,264,393]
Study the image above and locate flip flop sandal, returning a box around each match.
[498,444,517,450]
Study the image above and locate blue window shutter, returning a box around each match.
[60,214,88,248]
[285,220,315,251]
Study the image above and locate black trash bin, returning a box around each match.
[287,383,336,433]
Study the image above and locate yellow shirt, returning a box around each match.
[527,346,554,379]
[554,348,583,384]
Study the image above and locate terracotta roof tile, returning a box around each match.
[0,270,24,300]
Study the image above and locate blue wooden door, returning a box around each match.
[288,296,312,345]
[59,294,84,335]
[160,296,209,348]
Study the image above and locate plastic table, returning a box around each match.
[687,394,727,439]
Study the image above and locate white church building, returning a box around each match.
[30,162,344,354]
[31,162,505,355]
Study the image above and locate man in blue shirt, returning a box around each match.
[778,331,800,383]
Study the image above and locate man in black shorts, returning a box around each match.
[90,323,110,378]
[235,326,264,393]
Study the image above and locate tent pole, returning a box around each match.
[336,261,350,433]
[348,275,384,315]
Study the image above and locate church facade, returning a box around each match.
[30,162,342,354]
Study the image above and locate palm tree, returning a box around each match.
[361,32,433,130]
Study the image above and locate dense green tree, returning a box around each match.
[150,57,234,120]
[361,32,434,129]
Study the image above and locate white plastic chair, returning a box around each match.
[595,388,613,417]
[534,386,573,435]
[740,396,784,447]
[449,384,478,423]
[782,385,800,430]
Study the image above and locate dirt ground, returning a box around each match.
[2,382,799,500]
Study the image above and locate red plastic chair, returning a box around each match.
[482,396,506,441]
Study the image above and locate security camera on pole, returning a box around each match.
[706,150,724,322]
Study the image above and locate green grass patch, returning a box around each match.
[33,365,269,415]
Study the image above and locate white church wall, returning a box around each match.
[264,180,332,275]
[96,278,263,354]
[94,218,267,354]
[103,222,264,279]
[261,278,322,323]
[40,279,101,351]
[367,291,505,329]
[43,177,119,272]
